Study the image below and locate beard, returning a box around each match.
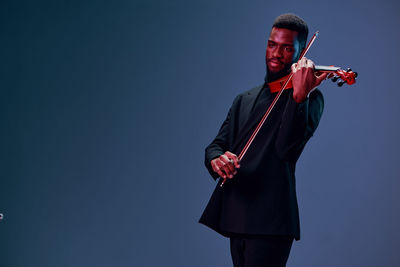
[265,62,292,83]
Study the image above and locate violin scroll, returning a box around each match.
[333,68,358,86]
[315,65,358,87]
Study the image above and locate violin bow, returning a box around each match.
[220,31,319,187]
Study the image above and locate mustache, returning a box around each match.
[267,58,284,64]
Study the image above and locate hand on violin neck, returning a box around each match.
[291,57,328,103]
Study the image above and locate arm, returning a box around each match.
[204,96,240,180]
[275,89,324,161]
[275,57,326,160]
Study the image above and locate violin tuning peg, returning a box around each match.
[332,76,339,82]
[354,72,358,78]
[337,81,346,87]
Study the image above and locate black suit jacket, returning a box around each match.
[199,83,324,241]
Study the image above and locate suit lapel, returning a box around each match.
[232,86,276,153]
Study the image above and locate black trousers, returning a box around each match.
[230,234,294,267]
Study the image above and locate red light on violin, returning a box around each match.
[315,65,358,87]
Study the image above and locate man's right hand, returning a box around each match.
[210,151,240,179]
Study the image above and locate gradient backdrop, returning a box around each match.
[1,0,400,266]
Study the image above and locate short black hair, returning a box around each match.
[272,13,308,52]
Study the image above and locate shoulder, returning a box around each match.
[238,84,264,97]
[231,84,264,105]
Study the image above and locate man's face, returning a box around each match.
[265,27,300,77]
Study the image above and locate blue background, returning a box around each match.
[1,0,400,266]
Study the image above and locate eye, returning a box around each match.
[285,46,294,53]
[268,42,276,48]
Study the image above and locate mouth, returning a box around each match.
[267,59,284,70]
[268,59,283,66]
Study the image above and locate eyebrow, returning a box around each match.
[268,40,294,47]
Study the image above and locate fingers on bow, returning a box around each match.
[220,154,236,177]
[224,151,240,168]
[211,159,228,179]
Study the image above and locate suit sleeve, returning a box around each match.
[275,89,324,161]
[204,96,240,180]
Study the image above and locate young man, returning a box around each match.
[199,14,328,266]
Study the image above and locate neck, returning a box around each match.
[265,68,290,83]
[264,71,289,83]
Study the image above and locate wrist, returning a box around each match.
[292,91,307,103]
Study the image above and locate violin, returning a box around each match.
[220,31,358,187]
[268,65,358,93]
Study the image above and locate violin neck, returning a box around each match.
[314,65,340,72]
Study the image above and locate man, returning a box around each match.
[199,14,328,266]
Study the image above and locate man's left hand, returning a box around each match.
[291,57,328,103]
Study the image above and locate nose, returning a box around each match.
[272,46,283,59]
